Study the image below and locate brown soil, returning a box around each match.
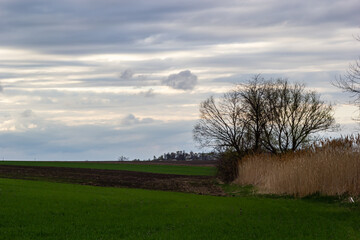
[91,160,217,167]
[0,165,224,196]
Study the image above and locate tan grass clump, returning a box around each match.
[235,136,360,197]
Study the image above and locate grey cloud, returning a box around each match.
[121,114,154,126]
[0,0,358,161]
[162,70,197,90]
[140,88,156,98]
[213,71,352,104]
[90,69,152,87]
[0,109,43,132]
[0,119,198,160]
[21,109,34,118]
[0,1,214,53]
[119,69,134,80]
[0,0,358,54]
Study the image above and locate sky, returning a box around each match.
[0,0,359,160]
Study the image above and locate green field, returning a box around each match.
[0,161,216,176]
[0,178,359,240]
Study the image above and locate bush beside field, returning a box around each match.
[235,136,360,197]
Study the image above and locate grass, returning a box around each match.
[1,178,360,240]
[235,136,360,197]
[220,183,257,197]
[0,161,216,176]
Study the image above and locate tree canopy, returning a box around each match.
[194,76,336,156]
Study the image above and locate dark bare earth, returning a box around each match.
[0,165,224,196]
[92,160,217,167]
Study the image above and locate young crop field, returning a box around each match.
[1,178,359,240]
[0,161,216,176]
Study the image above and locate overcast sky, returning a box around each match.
[0,0,359,160]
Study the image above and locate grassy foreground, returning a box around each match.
[0,161,216,176]
[1,178,359,240]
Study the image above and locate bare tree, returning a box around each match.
[238,75,270,152]
[262,79,336,153]
[333,35,360,101]
[194,77,336,155]
[193,90,250,156]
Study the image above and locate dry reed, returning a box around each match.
[235,135,360,197]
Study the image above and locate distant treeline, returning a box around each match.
[152,151,217,161]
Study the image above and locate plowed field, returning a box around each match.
[0,165,224,195]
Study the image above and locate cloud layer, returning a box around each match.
[0,0,359,159]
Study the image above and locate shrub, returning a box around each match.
[216,150,242,183]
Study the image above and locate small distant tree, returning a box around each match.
[118,155,129,161]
